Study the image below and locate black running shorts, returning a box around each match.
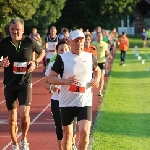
[60,106,92,126]
[98,62,106,70]
[4,84,32,110]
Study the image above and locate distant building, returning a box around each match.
[134,0,150,35]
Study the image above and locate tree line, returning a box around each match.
[0,0,142,38]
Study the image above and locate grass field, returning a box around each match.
[91,40,150,150]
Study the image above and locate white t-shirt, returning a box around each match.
[45,35,58,59]
[51,51,93,107]
[45,62,60,100]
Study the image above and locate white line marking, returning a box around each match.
[0,100,5,104]
[32,77,45,85]
[0,122,54,125]
[2,104,50,150]
[32,122,54,124]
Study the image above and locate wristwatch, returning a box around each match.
[49,84,53,93]
[34,60,38,67]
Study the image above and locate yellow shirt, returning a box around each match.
[92,41,108,63]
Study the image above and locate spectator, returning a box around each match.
[118,32,129,66]
[142,28,147,48]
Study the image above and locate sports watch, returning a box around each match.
[34,60,38,67]
[49,84,54,93]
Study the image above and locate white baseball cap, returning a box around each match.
[69,30,85,40]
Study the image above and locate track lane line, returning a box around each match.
[2,104,50,150]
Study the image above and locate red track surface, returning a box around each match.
[0,59,113,150]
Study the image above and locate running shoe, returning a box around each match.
[105,70,109,75]
[119,62,123,66]
[72,143,77,150]
[122,63,126,66]
[20,139,29,150]
[12,144,19,150]
[98,91,103,97]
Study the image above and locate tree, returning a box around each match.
[54,0,141,31]
[24,0,67,36]
[0,0,41,38]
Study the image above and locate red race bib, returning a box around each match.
[13,62,28,74]
[69,84,85,93]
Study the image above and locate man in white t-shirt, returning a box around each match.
[44,26,58,65]
[48,30,100,150]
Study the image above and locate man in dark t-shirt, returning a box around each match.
[0,18,45,150]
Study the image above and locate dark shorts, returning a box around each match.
[43,56,46,66]
[46,58,50,66]
[98,62,105,70]
[110,45,114,51]
[4,84,32,110]
[147,38,150,40]
[60,106,92,126]
[142,37,146,40]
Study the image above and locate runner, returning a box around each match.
[84,34,97,57]
[59,28,69,40]
[48,30,100,150]
[44,26,58,65]
[102,30,111,75]
[92,26,101,42]
[92,32,112,96]
[45,39,77,150]
[111,28,119,50]
[146,27,150,47]
[0,18,45,150]
[29,28,42,46]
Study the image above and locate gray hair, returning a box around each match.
[9,18,24,26]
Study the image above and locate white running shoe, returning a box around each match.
[20,139,29,150]
[72,143,77,150]
[12,144,19,150]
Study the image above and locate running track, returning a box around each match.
[0,59,113,150]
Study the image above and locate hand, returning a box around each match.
[27,61,36,73]
[66,75,79,85]
[51,85,59,92]
[109,54,113,59]
[88,79,99,88]
[1,56,10,67]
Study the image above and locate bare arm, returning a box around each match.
[89,66,101,88]
[28,49,45,73]
[34,49,45,63]
[105,51,113,59]
[44,76,50,90]
[93,66,101,83]
[48,70,79,85]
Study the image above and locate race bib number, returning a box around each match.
[13,62,28,74]
[69,83,86,94]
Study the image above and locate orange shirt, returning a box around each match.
[84,45,97,57]
[118,36,129,51]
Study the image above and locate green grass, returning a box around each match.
[91,47,150,150]
[129,38,143,48]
